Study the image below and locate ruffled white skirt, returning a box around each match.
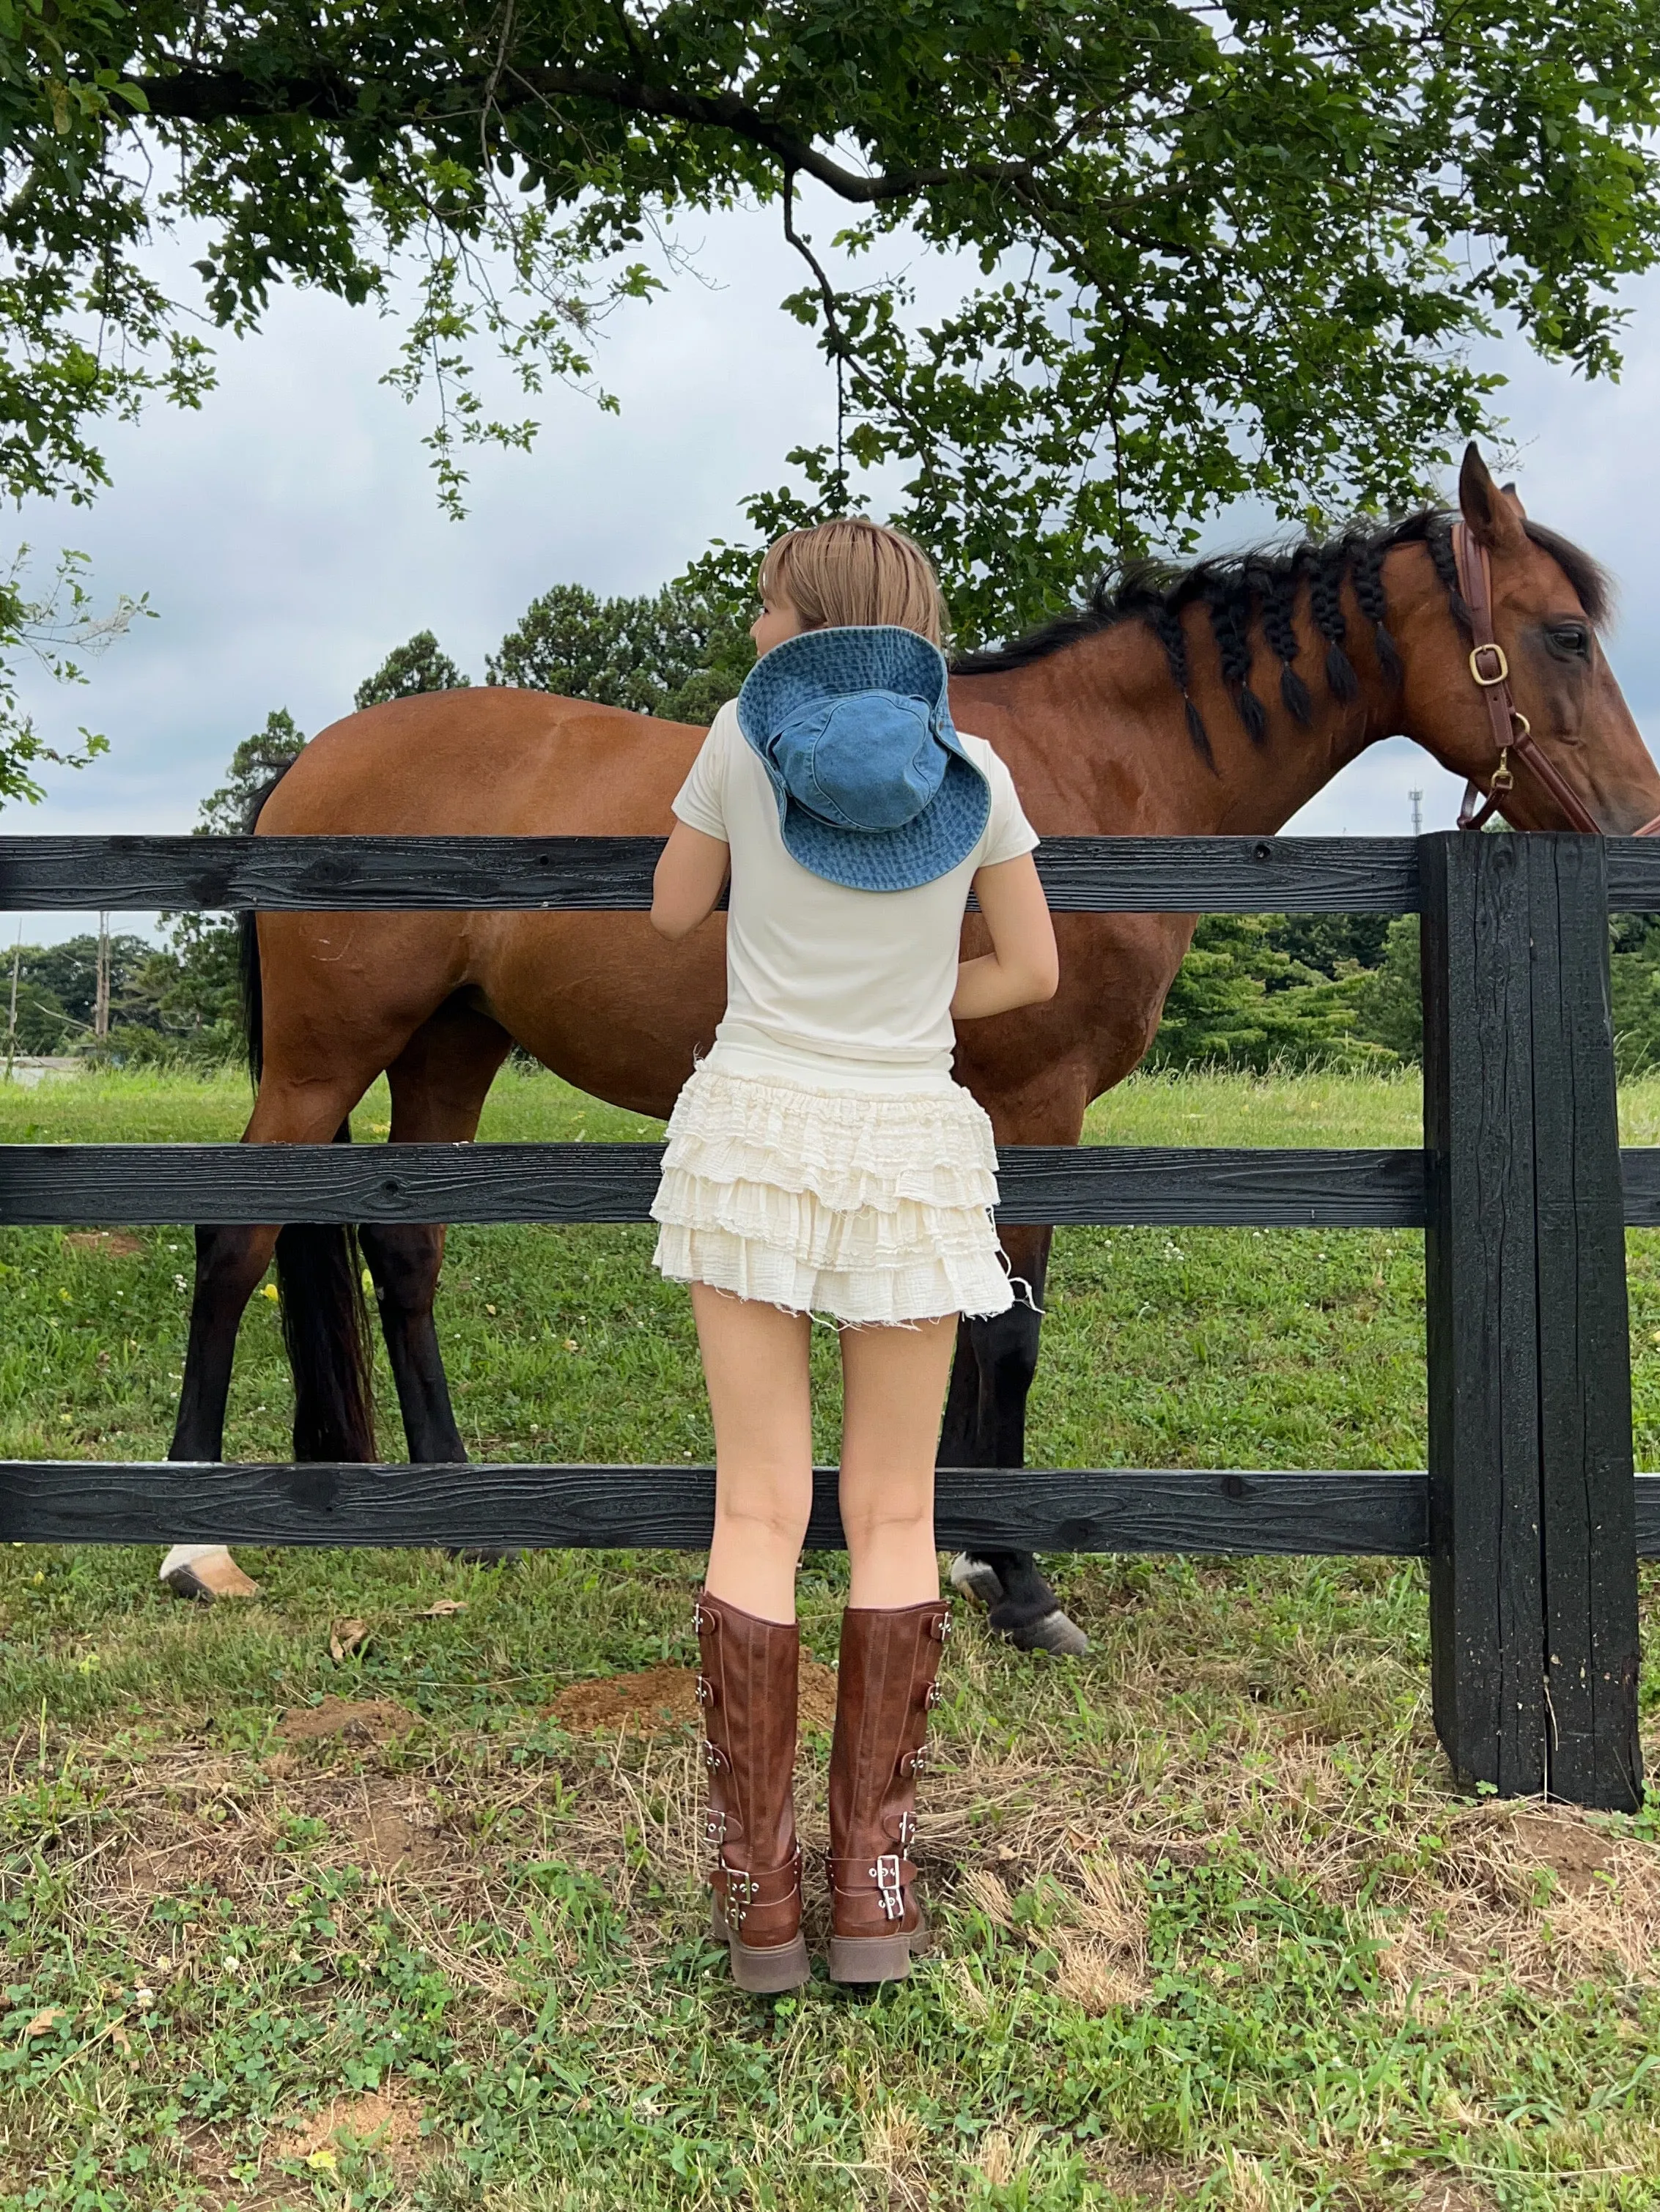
[650,1057,1013,1325]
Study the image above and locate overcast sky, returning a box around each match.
[10,198,1660,942]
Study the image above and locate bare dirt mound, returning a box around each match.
[62,1229,144,1255]
[276,1696,420,1746]
[550,1657,838,1736]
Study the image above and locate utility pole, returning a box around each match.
[93,912,110,1044]
[1409,787,1423,837]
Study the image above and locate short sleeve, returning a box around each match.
[671,704,734,840]
[975,743,1039,867]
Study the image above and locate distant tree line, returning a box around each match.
[15,572,1660,1078]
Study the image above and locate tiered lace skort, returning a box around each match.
[650,1047,1012,1325]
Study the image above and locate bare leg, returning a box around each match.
[691,1285,814,1624]
[839,1315,958,1608]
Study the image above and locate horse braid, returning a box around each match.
[1206,585,1268,743]
[1143,600,1215,769]
[1255,563,1312,725]
[1427,517,1473,631]
[1309,548,1360,701]
[1348,536,1403,687]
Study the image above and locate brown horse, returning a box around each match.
[171,446,1660,1647]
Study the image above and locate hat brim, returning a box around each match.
[775,751,992,892]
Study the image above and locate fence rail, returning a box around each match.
[0,832,1652,1812]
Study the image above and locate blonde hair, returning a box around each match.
[758,517,948,646]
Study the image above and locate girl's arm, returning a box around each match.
[951,853,1060,1019]
[651,821,731,941]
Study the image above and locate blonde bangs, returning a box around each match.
[759,518,947,646]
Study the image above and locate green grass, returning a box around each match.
[1,1064,1659,2209]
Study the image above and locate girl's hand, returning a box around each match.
[951,853,1059,1019]
[651,821,731,940]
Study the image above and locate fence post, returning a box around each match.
[1420,831,1641,1810]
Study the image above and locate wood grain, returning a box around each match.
[0,1142,1430,1227]
[1421,832,1549,1798]
[1528,837,1641,1809]
[0,1460,1429,1556]
[0,834,1420,914]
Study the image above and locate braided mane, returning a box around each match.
[953,510,1611,762]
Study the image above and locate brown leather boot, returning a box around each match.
[694,1589,810,1993]
[826,1599,951,1983]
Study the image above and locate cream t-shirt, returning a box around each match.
[672,698,1039,1075]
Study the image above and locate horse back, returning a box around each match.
[256,689,707,836]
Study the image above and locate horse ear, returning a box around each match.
[1459,443,1526,553]
[1502,480,1529,517]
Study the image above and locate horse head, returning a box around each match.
[1401,445,1660,836]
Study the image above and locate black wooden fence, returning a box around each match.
[1,829,1656,1813]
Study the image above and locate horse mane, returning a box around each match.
[952,510,1612,763]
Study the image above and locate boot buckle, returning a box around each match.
[695,1674,712,1705]
[693,1601,713,1634]
[896,1810,917,1849]
[704,1742,728,1772]
[924,1680,943,1709]
[871,1853,905,1920]
[932,1613,952,1643]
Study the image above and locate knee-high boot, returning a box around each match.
[694,1589,810,1992]
[826,1599,951,1984]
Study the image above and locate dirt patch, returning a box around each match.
[280,2085,427,2173]
[275,1696,420,1746]
[62,1229,144,1256]
[549,1657,838,1736]
[1508,1811,1614,1897]
[337,1780,448,1875]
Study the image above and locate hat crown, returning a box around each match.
[735,625,991,892]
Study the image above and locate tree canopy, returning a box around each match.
[6,0,1660,783]
[488,583,752,720]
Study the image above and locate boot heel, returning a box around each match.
[730,1932,811,1992]
[829,1932,914,1983]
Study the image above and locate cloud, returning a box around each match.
[6,210,1657,939]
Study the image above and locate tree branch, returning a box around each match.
[122,58,1045,204]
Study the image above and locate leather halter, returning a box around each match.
[1452,521,1602,835]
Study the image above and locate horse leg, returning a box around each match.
[356,1000,514,1558]
[939,1224,1088,1656]
[161,1064,387,1601]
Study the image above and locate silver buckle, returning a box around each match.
[695,1674,712,1705]
[693,1601,712,1634]
[871,1853,904,1920]
[932,1613,952,1643]
[924,1680,943,1709]
[896,1810,917,1849]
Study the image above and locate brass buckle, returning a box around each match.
[1469,643,1510,687]
[1490,747,1513,793]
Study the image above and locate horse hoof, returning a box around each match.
[1003,1607,1090,1657]
[948,1553,1006,1608]
[160,1546,260,1604]
[446,1547,522,1568]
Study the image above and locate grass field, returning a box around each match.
[2,1065,1660,2210]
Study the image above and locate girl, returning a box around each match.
[649,518,1058,1991]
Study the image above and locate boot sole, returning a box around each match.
[828,1929,927,1984]
[709,1901,810,1991]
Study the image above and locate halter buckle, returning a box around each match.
[1469,643,1510,687]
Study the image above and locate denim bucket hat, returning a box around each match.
[734,625,991,892]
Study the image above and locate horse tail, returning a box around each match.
[276,1133,378,1462]
[242,758,376,1461]
[240,756,303,1087]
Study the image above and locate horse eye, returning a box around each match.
[1546,622,1590,659]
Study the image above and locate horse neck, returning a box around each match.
[990,607,1401,840]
